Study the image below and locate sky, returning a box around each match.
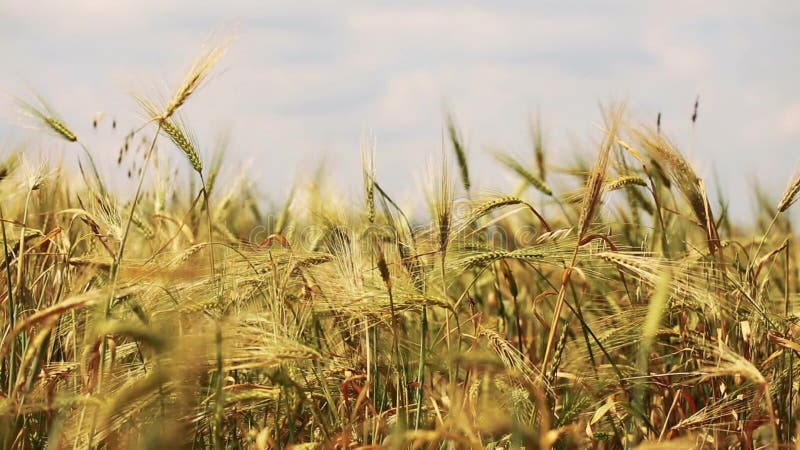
[1,1,799,220]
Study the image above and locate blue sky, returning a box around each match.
[2,1,799,219]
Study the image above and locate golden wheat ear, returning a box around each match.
[577,102,625,240]
[164,40,230,121]
[133,38,228,128]
[361,135,376,224]
[777,170,800,213]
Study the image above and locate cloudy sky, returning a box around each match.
[1,1,798,219]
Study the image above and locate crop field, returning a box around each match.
[1,42,798,449]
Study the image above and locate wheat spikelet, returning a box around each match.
[164,41,229,120]
[426,158,454,255]
[17,96,78,142]
[129,209,154,239]
[631,127,704,221]
[461,248,544,269]
[481,328,524,372]
[531,115,547,181]
[44,117,77,142]
[175,243,206,265]
[632,126,722,252]
[466,196,525,224]
[777,171,800,212]
[480,327,547,389]
[361,139,376,223]
[493,151,552,196]
[274,345,321,361]
[577,103,624,238]
[137,98,203,173]
[598,251,659,281]
[292,254,333,267]
[462,250,509,269]
[507,247,546,261]
[672,391,754,431]
[605,174,647,192]
[161,119,202,173]
[223,388,281,404]
[447,114,470,192]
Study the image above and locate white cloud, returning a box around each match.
[778,103,800,135]
[0,1,798,218]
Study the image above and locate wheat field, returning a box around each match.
[1,42,799,450]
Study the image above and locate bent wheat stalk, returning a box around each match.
[541,103,623,377]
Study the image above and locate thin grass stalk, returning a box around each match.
[199,173,225,450]
[375,241,401,415]
[13,188,34,309]
[784,242,793,443]
[414,304,427,430]
[89,121,162,448]
[0,205,16,407]
[8,186,35,414]
[750,213,780,277]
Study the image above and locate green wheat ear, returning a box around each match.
[605,174,648,192]
[161,118,203,173]
[493,151,552,196]
[447,113,470,193]
[137,98,203,173]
